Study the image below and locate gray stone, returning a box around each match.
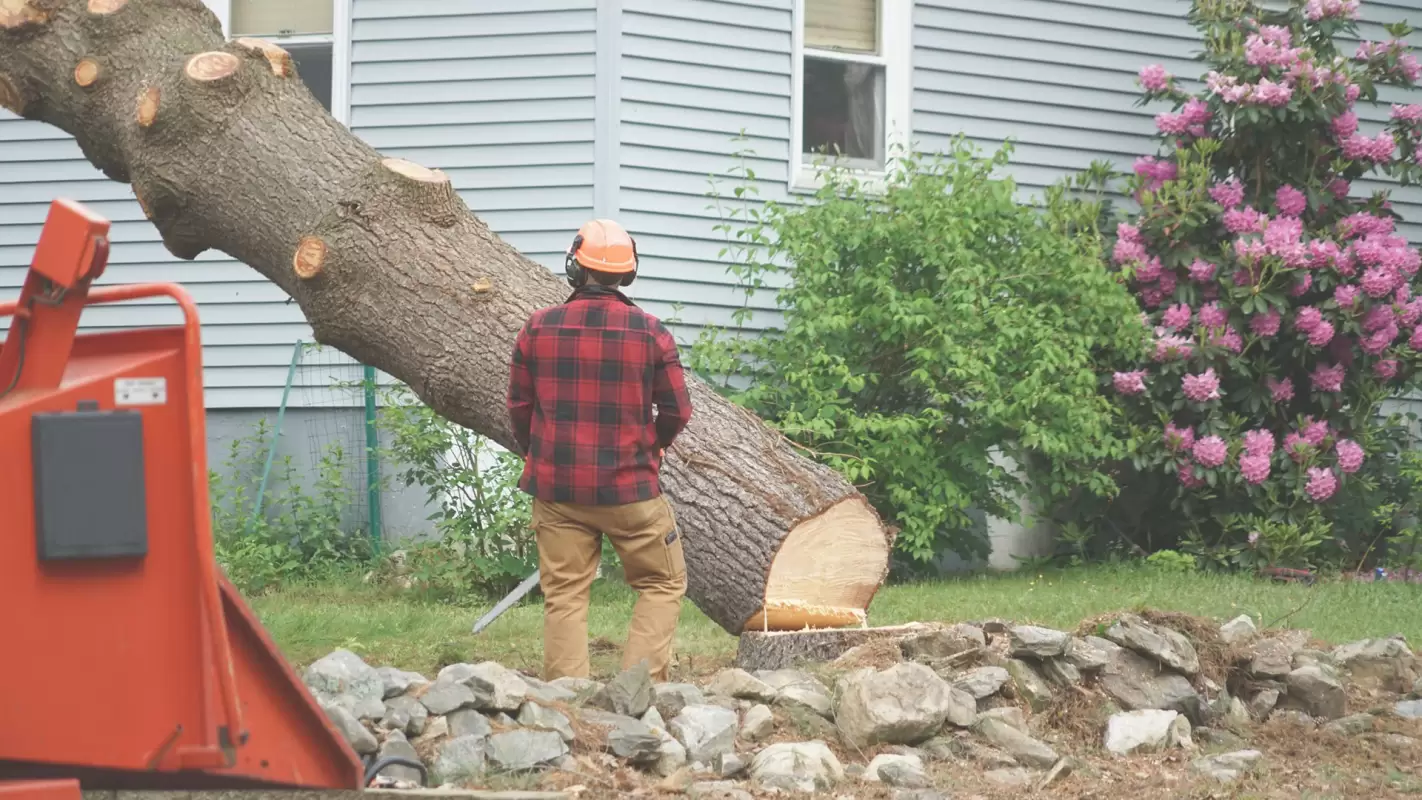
[964,741,1019,768]
[688,780,752,800]
[1104,614,1200,677]
[1065,636,1118,671]
[651,682,705,720]
[985,767,1034,787]
[380,695,429,736]
[549,676,603,697]
[1104,709,1193,756]
[1292,649,1334,670]
[1225,697,1251,728]
[917,736,960,762]
[487,729,569,772]
[1249,688,1280,720]
[419,680,478,716]
[491,711,518,727]
[1009,625,1070,658]
[457,662,531,713]
[1040,657,1082,687]
[433,734,488,783]
[587,662,653,717]
[656,736,688,778]
[1285,664,1346,720]
[305,649,386,721]
[901,626,985,660]
[377,730,424,784]
[448,708,494,740]
[642,705,667,732]
[518,702,575,743]
[412,714,448,747]
[1413,676,1422,698]
[670,704,739,764]
[1218,615,1258,646]
[1195,727,1248,750]
[834,662,960,747]
[953,666,1010,699]
[322,702,378,754]
[523,676,579,705]
[1379,733,1420,750]
[1323,713,1376,736]
[375,666,430,699]
[1191,749,1263,782]
[974,716,1058,768]
[1098,647,1201,718]
[740,703,774,742]
[1395,699,1422,719]
[713,751,747,778]
[978,706,1027,733]
[750,740,844,792]
[1332,638,1419,693]
[1249,639,1296,679]
[1037,757,1075,790]
[866,753,929,788]
[706,668,777,702]
[1270,709,1318,728]
[892,791,950,800]
[758,669,833,717]
[606,716,662,764]
[945,686,978,728]
[1005,658,1054,711]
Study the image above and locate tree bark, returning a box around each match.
[0,0,896,635]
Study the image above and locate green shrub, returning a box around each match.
[693,138,1147,564]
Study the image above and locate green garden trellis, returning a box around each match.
[249,339,383,547]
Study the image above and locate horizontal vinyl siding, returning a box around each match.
[617,0,793,336]
[351,0,598,273]
[913,0,1422,243]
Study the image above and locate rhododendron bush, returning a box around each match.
[1085,0,1422,567]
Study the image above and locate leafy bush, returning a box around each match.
[211,419,375,594]
[1070,0,1422,569]
[693,139,1147,564]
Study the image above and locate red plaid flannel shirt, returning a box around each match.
[507,286,693,505]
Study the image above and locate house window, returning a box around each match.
[229,0,336,113]
[792,0,911,191]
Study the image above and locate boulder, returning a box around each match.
[1331,638,1419,694]
[1322,713,1375,736]
[750,741,844,793]
[447,662,530,713]
[642,705,666,732]
[1191,749,1263,782]
[985,767,1034,787]
[1009,625,1070,658]
[1005,659,1054,711]
[1104,614,1200,677]
[1395,699,1422,719]
[1098,647,1201,719]
[375,667,430,699]
[418,680,477,716]
[689,780,752,800]
[670,704,739,764]
[590,662,654,717]
[433,734,488,784]
[713,752,747,778]
[1104,709,1193,756]
[518,702,575,743]
[376,730,424,784]
[891,791,951,800]
[605,716,662,764]
[900,626,985,660]
[1249,687,1280,720]
[447,708,493,740]
[866,753,929,788]
[740,703,775,742]
[1040,657,1082,687]
[758,669,833,717]
[1284,664,1346,720]
[550,676,603,697]
[973,716,1058,768]
[523,676,579,705]
[1248,639,1295,680]
[656,736,688,778]
[380,695,429,736]
[953,666,1010,700]
[834,663,960,747]
[652,683,706,720]
[977,706,1027,733]
[1218,615,1258,646]
[1065,636,1117,671]
[304,649,386,721]
[486,729,568,772]
[706,668,777,703]
[322,703,377,755]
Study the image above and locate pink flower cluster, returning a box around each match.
[1139,64,1171,92]
[1336,438,1365,473]
[1341,131,1397,162]
[1267,376,1295,402]
[1357,40,1422,83]
[1239,429,1275,484]
[1193,435,1228,468]
[1305,0,1360,20]
[1246,27,1306,69]
[1133,156,1178,193]
[1276,185,1307,216]
[1182,369,1221,402]
[1306,467,1338,501]
[1393,104,1422,123]
[1113,370,1147,395]
[1156,98,1213,137]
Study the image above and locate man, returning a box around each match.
[507,218,693,683]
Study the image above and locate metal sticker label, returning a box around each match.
[115,377,167,406]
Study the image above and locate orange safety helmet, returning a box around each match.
[564,219,639,288]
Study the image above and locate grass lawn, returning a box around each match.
[249,563,1422,677]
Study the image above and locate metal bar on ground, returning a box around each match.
[471,569,542,634]
[251,338,304,527]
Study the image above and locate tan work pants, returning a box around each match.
[532,496,686,683]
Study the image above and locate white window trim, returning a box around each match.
[789,0,912,195]
[200,0,353,126]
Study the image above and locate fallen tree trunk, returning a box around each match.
[0,0,894,635]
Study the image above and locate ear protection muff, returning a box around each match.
[564,233,586,288]
[620,237,639,288]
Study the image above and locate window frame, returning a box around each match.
[789,0,912,195]
[200,0,353,126]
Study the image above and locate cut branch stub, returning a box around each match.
[235,37,292,77]
[0,0,46,29]
[136,86,159,127]
[382,157,448,184]
[380,157,461,226]
[293,237,327,280]
[0,74,23,114]
[86,0,127,14]
[185,51,240,83]
[74,59,100,88]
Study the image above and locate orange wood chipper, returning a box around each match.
[0,199,397,797]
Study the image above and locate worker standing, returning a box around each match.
[507,219,694,683]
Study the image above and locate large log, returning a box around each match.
[0,0,895,634]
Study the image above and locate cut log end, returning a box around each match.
[74,59,100,88]
[472,278,494,294]
[86,0,127,14]
[136,86,159,127]
[0,75,21,115]
[749,496,890,633]
[735,622,947,671]
[235,37,292,77]
[293,236,327,279]
[382,157,448,184]
[0,0,47,29]
[185,51,241,83]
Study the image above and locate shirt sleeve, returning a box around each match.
[507,323,535,455]
[651,323,693,449]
